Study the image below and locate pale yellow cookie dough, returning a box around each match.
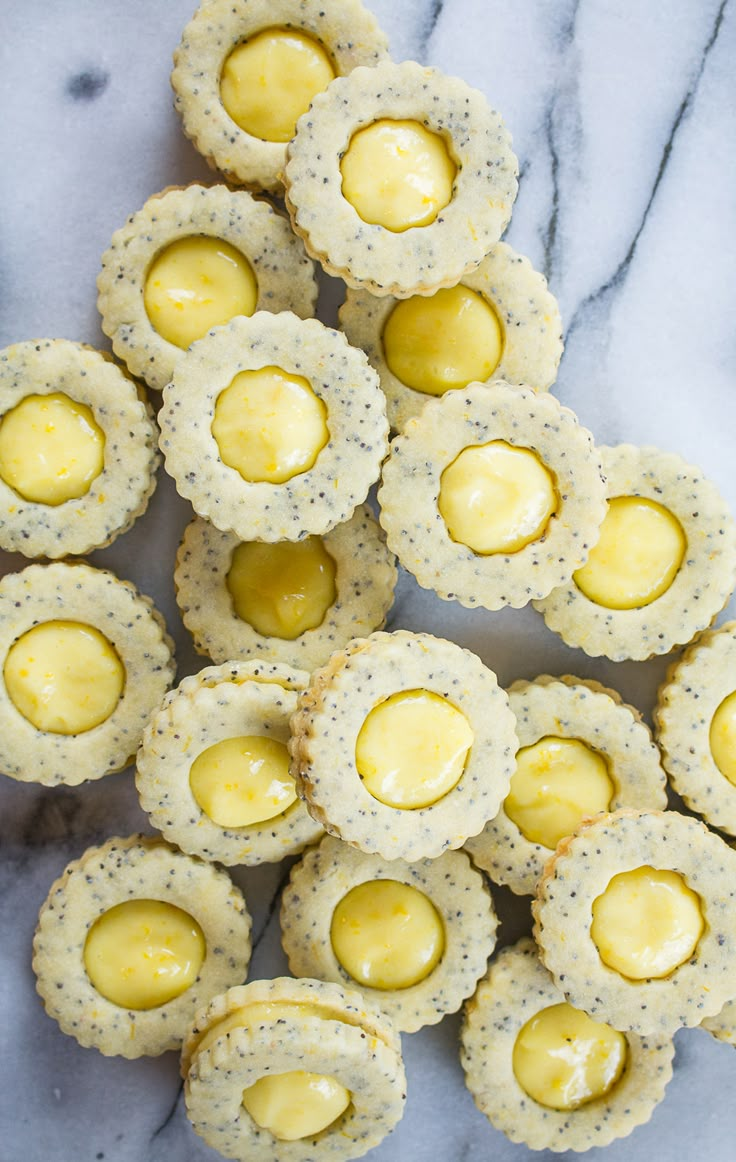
[460,938,675,1152]
[702,996,736,1048]
[465,676,667,895]
[174,506,397,671]
[378,382,606,610]
[655,621,736,836]
[137,660,323,866]
[0,339,158,558]
[290,630,518,861]
[532,809,736,1034]
[0,562,175,786]
[535,444,736,661]
[339,242,563,430]
[284,60,518,298]
[33,835,252,1057]
[182,976,406,1161]
[97,184,318,391]
[159,312,388,542]
[172,0,390,192]
[281,836,497,1032]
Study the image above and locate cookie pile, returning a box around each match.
[2,1,736,1160]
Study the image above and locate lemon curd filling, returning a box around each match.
[382,285,503,395]
[710,691,736,787]
[242,1071,350,1141]
[504,736,615,850]
[4,620,124,734]
[340,119,456,233]
[212,365,329,484]
[330,879,445,990]
[143,236,258,350]
[574,496,686,610]
[189,735,297,828]
[226,537,337,640]
[0,392,104,506]
[355,688,473,809]
[83,899,206,1010]
[220,29,335,144]
[512,1002,627,1111]
[591,865,704,980]
[439,441,558,555]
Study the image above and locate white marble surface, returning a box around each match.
[1,1,736,1160]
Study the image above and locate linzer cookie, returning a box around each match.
[289,630,517,861]
[461,938,675,1152]
[532,809,736,1035]
[182,976,406,1160]
[174,507,397,672]
[97,184,318,391]
[33,835,252,1058]
[159,311,388,542]
[136,660,323,866]
[172,0,390,192]
[339,241,563,430]
[535,444,736,661]
[0,339,158,558]
[284,59,518,298]
[655,621,736,837]
[378,382,606,610]
[0,561,174,786]
[281,837,497,1032]
[465,676,667,896]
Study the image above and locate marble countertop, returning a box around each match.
[1,2,735,1160]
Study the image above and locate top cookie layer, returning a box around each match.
[290,629,518,861]
[159,311,388,542]
[533,809,736,1034]
[378,382,606,610]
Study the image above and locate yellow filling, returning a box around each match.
[355,688,473,810]
[220,29,335,144]
[591,866,704,980]
[574,496,686,610]
[242,1071,350,1141]
[710,690,736,786]
[340,119,456,232]
[4,620,124,734]
[439,441,558,555]
[382,286,503,395]
[143,236,258,350]
[0,392,104,506]
[189,735,296,827]
[83,899,205,1010]
[330,879,445,990]
[512,1002,627,1111]
[504,736,615,850]
[227,537,337,640]
[212,365,328,484]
